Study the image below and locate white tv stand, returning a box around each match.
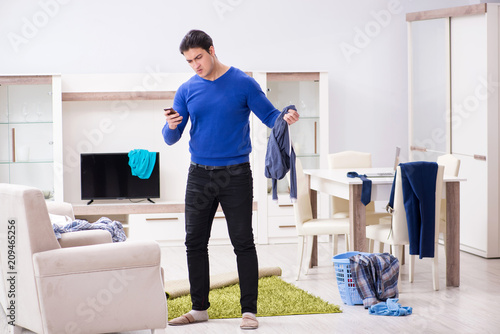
[72,201,258,244]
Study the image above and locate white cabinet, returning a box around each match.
[266,196,296,242]
[252,72,329,244]
[408,4,500,258]
[61,73,192,205]
[127,210,257,246]
[62,72,327,245]
[128,212,186,245]
[0,75,63,201]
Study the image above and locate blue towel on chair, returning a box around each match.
[128,149,156,179]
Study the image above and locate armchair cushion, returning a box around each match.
[46,201,75,220]
[48,213,72,226]
[47,201,114,248]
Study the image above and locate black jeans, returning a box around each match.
[184,162,258,314]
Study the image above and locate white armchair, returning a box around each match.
[0,184,167,334]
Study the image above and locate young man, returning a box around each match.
[163,29,299,329]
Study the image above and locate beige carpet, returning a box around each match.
[165,266,282,299]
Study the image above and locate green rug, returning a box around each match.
[168,276,342,320]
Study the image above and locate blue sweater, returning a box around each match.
[162,67,280,166]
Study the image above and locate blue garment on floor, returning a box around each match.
[128,149,156,179]
[52,217,127,242]
[369,298,412,316]
[264,105,297,202]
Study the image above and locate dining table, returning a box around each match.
[303,167,465,287]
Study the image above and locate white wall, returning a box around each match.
[0,0,481,171]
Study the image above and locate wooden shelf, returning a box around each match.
[406,3,486,22]
[62,91,176,101]
[73,201,258,216]
[0,75,52,85]
[267,72,319,82]
[73,202,184,216]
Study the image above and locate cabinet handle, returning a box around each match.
[314,122,317,154]
[474,154,486,161]
[278,203,293,207]
[145,217,178,222]
[11,128,15,163]
[410,145,427,152]
[278,225,295,229]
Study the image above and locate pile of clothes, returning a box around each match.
[51,215,127,242]
[349,252,412,316]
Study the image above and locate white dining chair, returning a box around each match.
[365,164,444,291]
[329,151,390,252]
[292,158,351,280]
[328,151,390,225]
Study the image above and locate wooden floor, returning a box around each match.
[2,239,500,334]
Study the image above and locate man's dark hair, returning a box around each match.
[179,30,213,54]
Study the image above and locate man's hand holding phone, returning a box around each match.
[164,108,183,130]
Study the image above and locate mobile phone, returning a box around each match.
[164,108,176,115]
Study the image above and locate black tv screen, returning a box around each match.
[80,152,160,201]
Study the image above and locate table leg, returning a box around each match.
[349,184,366,252]
[446,181,460,287]
[307,174,318,268]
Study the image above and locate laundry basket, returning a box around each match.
[332,251,366,305]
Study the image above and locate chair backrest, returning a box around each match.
[437,154,460,176]
[0,183,61,333]
[328,151,375,213]
[391,165,444,245]
[292,159,313,234]
[436,154,460,222]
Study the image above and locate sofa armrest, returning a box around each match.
[33,240,160,276]
[58,230,113,248]
[46,201,75,220]
[32,240,167,333]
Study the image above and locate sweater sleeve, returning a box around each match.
[162,84,190,145]
[246,77,280,128]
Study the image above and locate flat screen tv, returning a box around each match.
[80,152,160,204]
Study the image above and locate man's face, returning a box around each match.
[183,46,215,79]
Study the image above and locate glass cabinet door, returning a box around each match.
[266,74,320,194]
[409,18,449,162]
[0,81,55,199]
